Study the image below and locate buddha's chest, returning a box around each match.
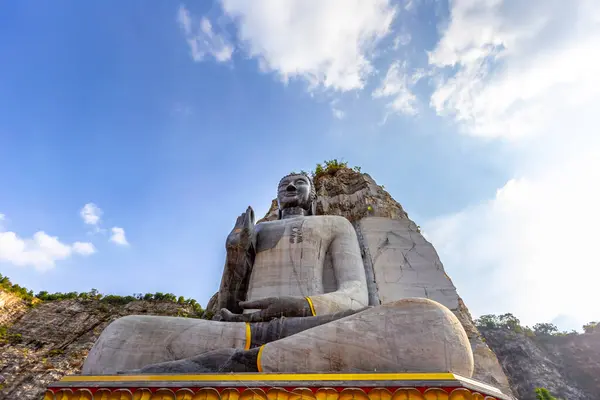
[246,218,332,299]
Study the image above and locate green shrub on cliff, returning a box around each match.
[475,313,522,332]
[535,387,561,400]
[0,325,22,345]
[0,273,36,305]
[313,159,349,179]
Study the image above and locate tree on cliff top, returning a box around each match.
[582,321,598,333]
[475,313,522,331]
[533,322,559,336]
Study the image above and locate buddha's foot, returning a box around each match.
[117,348,260,374]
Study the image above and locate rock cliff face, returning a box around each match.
[0,290,199,400]
[255,167,512,396]
[0,290,28,327]
[481,328,600,400]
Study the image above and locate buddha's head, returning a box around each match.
[277,173,317,219]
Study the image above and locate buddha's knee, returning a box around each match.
[379,298,474,377]
[100,315,152,340]
[382,298,463,326]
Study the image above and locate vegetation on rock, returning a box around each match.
[475,313,597,337]
[0,325,22,345]
[1,273,204,315]
[290,160,363,183]
[535,387,561,400]
[313,159,349,180]
[582,321,598,333]
[0,273,36,306]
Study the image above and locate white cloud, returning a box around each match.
[178,5,234,63]
[330,100,345,119]
[428,0,600,139]
[332,108,345,120]
[72,241,96,256]
[426,150,600,330]
[110,227,129,246]
[80,203,102,226]
[424,0,600,330]
[373,61,419,116]
[220,0,397,91]
[393,33,411,48]
[0,228,95,271]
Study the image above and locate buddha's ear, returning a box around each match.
[278,209,283,220]
[309,200,317,216]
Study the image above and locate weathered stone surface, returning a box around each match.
[82,316,248,374]
[204,292,219,317]
[482,328,600,400]
[261,298,474,376]
[246,215,368,315]
[357,217,458,308]
[0,290,28,326]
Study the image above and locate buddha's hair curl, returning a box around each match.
[278,172,317,201]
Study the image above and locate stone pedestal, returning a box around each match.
[44,372,509,400]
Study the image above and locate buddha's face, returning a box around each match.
[277,174,312,211]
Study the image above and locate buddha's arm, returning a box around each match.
[308,219,369,315]
[217,244,255,314]
[217,207,256,315]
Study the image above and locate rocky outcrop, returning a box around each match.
[0,298,200,400]
[0,290,29,327]
[481,328,600,400]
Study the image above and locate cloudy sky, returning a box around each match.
[1,0,598,331]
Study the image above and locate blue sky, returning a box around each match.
[1,0,598,331]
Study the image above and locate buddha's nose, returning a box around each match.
[286,183,296,191]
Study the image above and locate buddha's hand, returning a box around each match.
[226,206,255,252]
[218,296,314,322]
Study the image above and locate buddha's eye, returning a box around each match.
[296,179,307,185]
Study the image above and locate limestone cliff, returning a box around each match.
[0,292,200,400]
[481,327,600,400]
[255,167,513,396]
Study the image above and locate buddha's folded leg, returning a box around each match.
[260,298,474,377]
[81,315,248,374]
[249,307,367,347]
[118,299,473,377]
[111,309,367,374]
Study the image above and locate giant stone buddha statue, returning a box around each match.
[82,173,474,376]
